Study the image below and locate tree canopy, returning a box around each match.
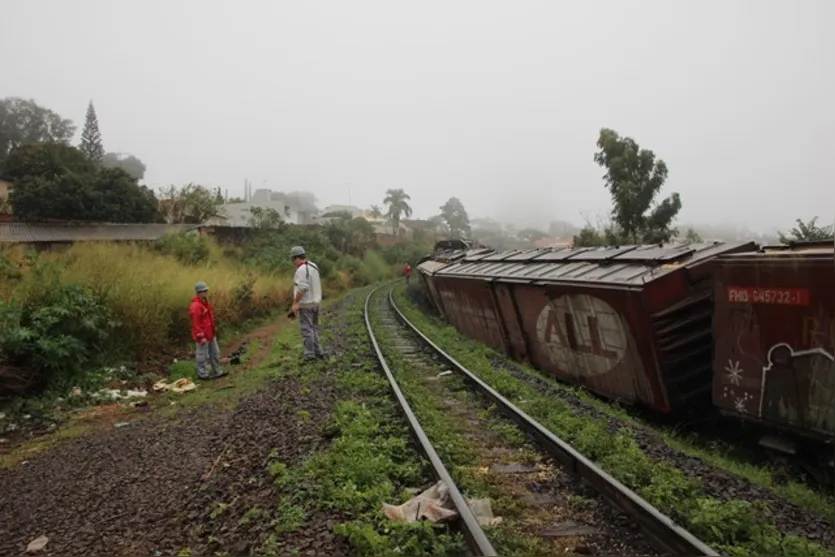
[778,217,834,243]
[383,188,412,235]
[4,143,160,222]
[158,183,222,224]
[248,206,286,229]
[79,101,104,163]
[323,215,376,256]
[439,197,471,238]
[574,128,682,247]
[0,97,75,166]
[102,152,146,180]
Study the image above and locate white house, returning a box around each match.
[206,201,320,227]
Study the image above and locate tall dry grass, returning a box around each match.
[1,242,295,356]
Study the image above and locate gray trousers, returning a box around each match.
[298,307,323,360]
[195,338,223,378]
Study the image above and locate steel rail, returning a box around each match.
[363,284,497,557]
[387,289,719,557]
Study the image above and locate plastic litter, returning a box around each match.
[382,480,502,526]
[152,378,198,394]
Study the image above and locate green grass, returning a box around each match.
[252,288,469,556]
[369,290,563,557]
[393,286,835,557]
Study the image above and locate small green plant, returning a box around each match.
[209,502,229,520]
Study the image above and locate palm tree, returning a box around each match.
[383,188,412,235]
[368,204,383,219]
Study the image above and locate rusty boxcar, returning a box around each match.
[418,241,755,414]
[712,241,835,454]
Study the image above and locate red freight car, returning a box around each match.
[712,241,835,453]
[419,241,755,414]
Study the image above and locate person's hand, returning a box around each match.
[198,337,207,344]
[291,303,299,313]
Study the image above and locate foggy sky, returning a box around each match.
[2,1,832,232]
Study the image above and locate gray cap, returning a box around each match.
[195,281,209,293]
[290,246,306,258]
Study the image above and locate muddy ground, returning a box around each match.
[0,298,357,557]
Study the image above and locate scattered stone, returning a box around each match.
[490,463,538,474]
[522,493,558,507]
[0,438,7,444]
[538,521,602,538]
[26,535,49,553]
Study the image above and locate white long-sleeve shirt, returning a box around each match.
[293,260,322,308]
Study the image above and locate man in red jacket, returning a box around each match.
[190,281,226,380]
[404,263,412,284]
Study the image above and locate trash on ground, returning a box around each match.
[26,535,49,554]
[153,378,198,394]
[382,480,502,526]
[95,388,148,401]
[437,370,453,378]
[114,422,131,429]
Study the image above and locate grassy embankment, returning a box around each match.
[0,232,422,439]
[393,285,835,557]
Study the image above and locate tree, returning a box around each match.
[324,216,376,256]
[383,188,412,235]
[158,183,222,224]
[778,217,834,243]
[102,152,146,180]
[684,228,703,242]
[369,204,383,219]
[439,197,471,238]
[594,128,681,244]
[4,143,160,222]
[248,206,285,229]
[79,101,104,163]
[0,97,75,165]
[426,215,447,232]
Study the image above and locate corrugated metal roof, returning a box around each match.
[434,241,756,286]
[0,223,202,243]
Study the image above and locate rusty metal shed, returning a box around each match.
[421,241,755,413]
[712,241,835,441]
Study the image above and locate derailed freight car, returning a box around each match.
[712,241,835,456]
[418,241,755,414]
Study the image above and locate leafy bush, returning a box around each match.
[0,283,115,392]
[154,232,211,265]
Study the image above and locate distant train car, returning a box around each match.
[712,241,835,455]
[417,242,754,413]
[417,241,493,321]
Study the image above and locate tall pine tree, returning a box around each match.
[79,100,104,163]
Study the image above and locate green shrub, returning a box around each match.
[0,283,116,391]
[155,232,211,265]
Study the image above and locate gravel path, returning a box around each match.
[0,298,356,557]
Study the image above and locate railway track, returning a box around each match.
[363,283,719,557]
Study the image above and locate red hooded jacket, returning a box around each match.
[189,295,216,342]
[403,264,412,276]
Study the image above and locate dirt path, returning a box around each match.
[0,301,355,557]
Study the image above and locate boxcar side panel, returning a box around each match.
[713,257,835,439]
[510,283,663,407]
[434,277,508,354]
[491,282,531,364]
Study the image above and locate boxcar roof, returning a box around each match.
[719,241,834,260]
[431,241,756,286]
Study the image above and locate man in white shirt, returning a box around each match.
[290,245,324,362]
